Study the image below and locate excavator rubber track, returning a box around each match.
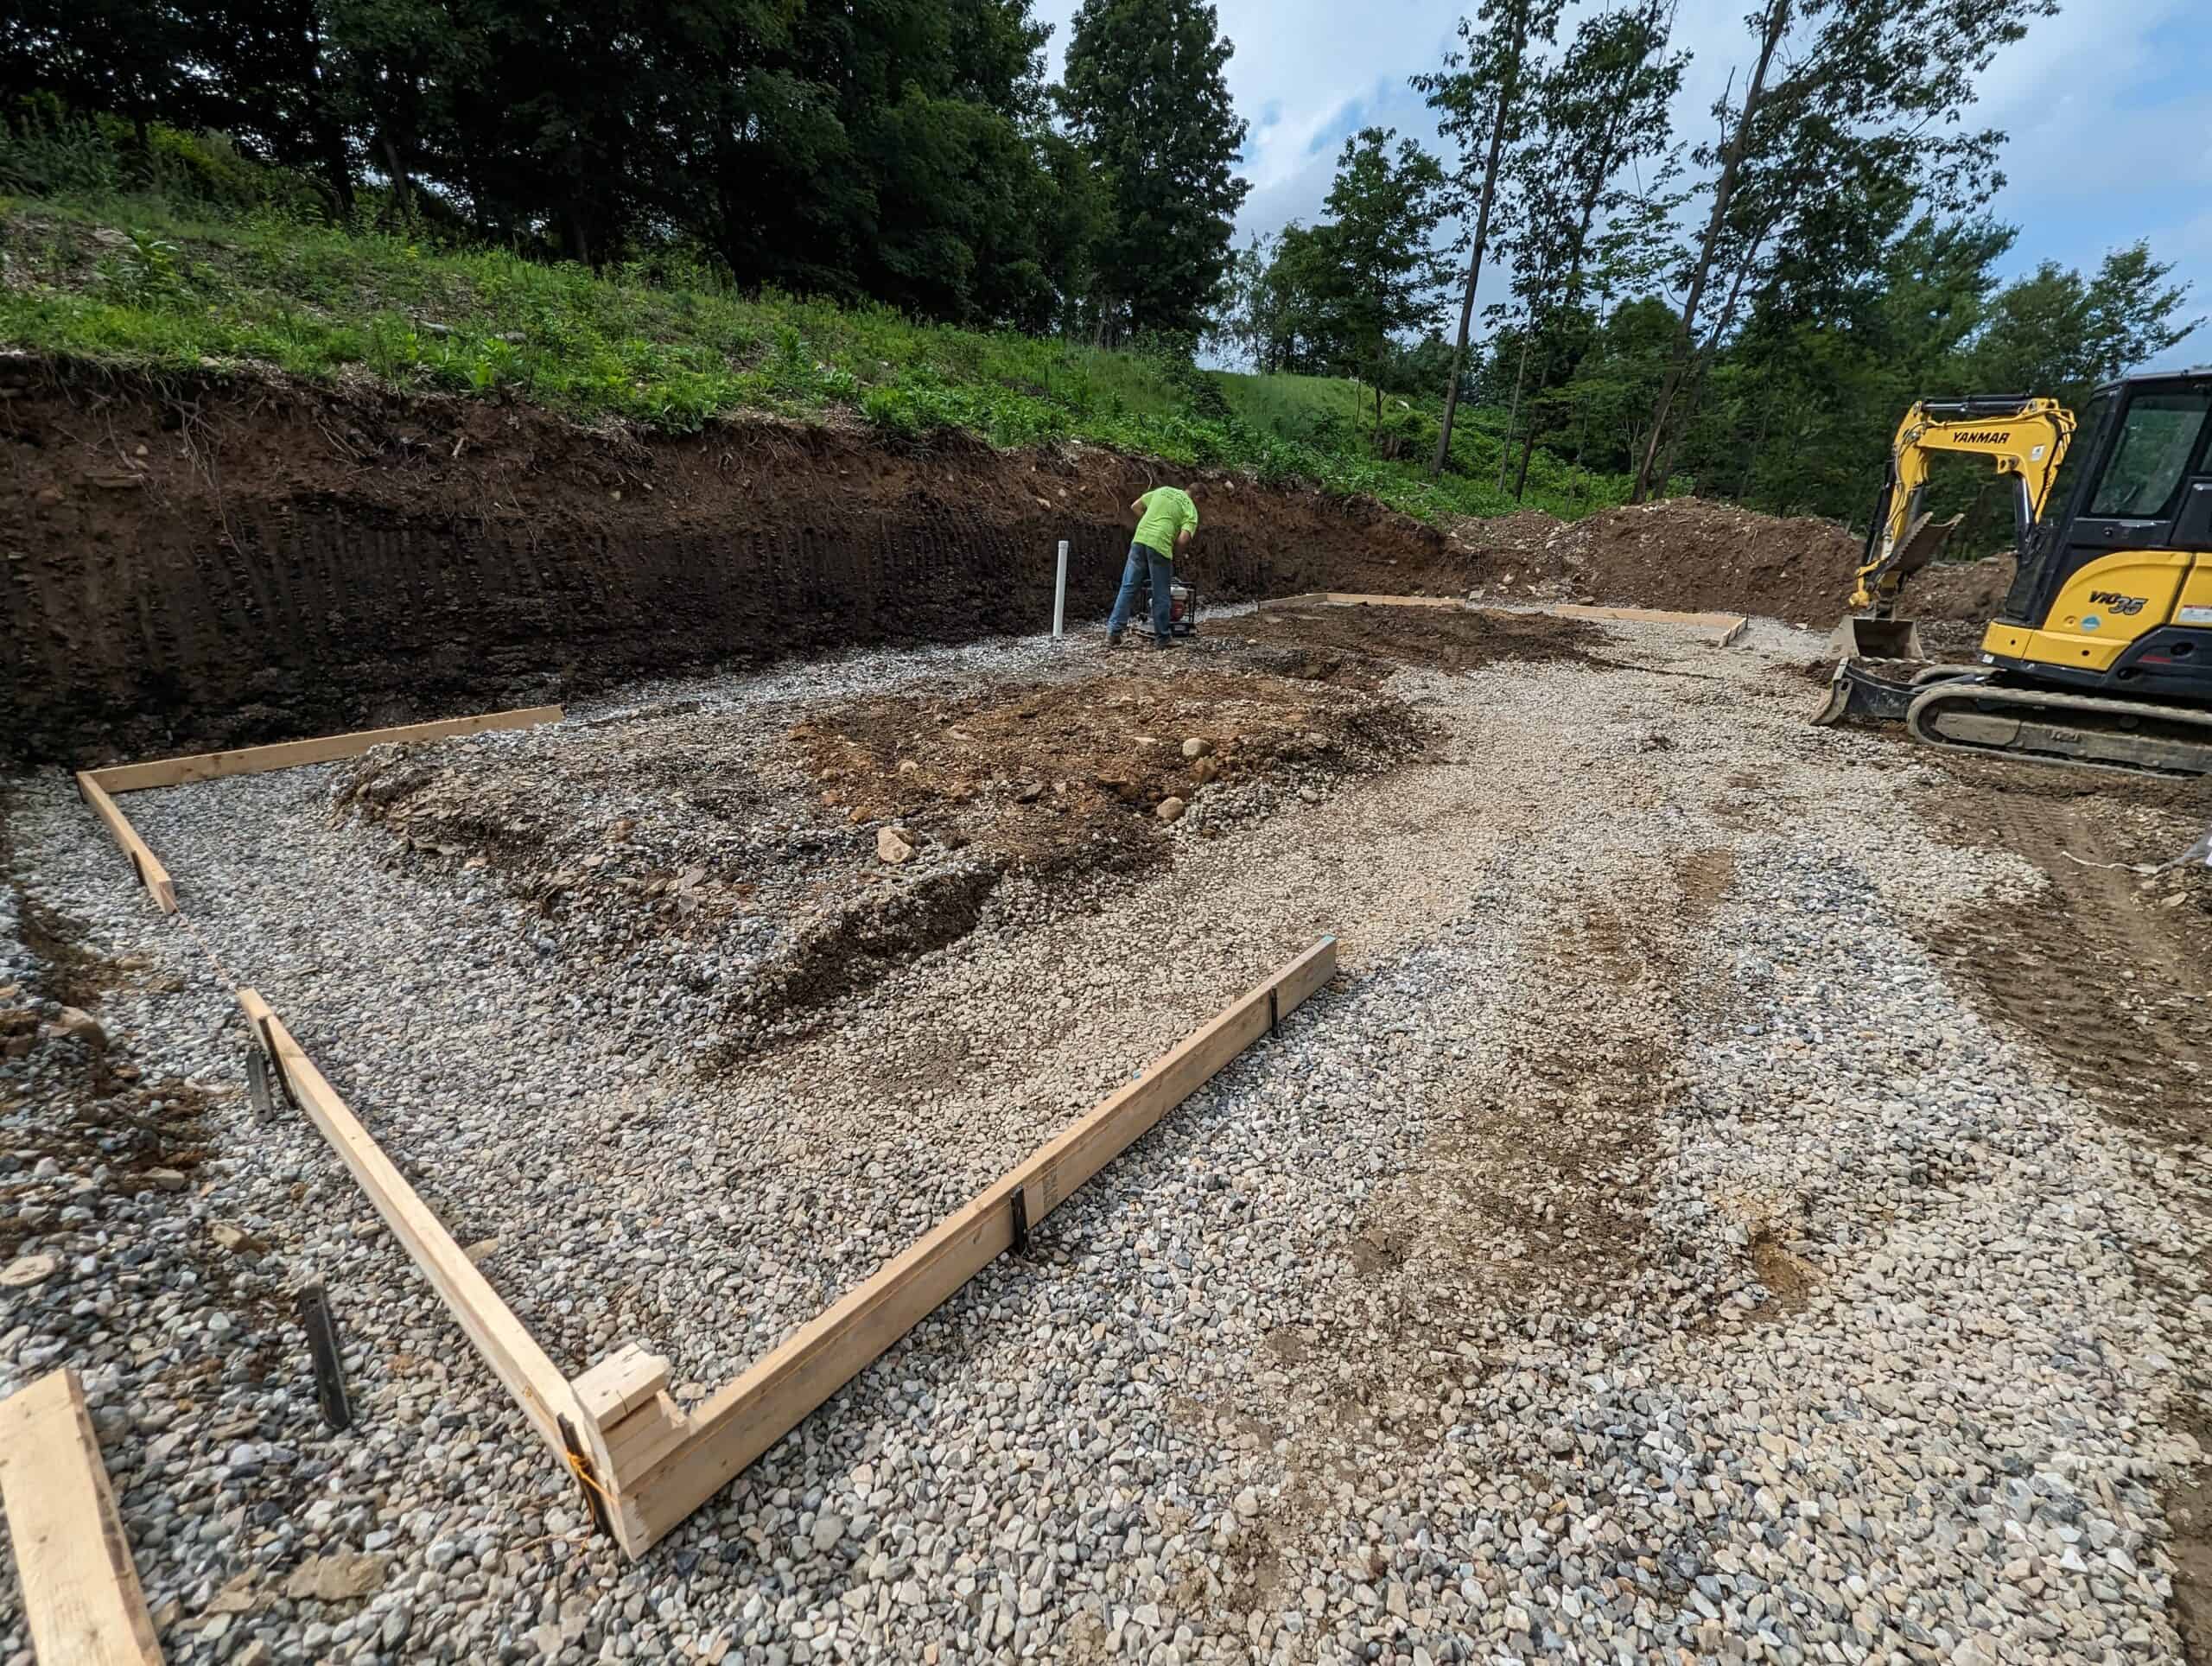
[1904,676,2212,779]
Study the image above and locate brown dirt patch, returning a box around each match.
[1542,498,1859,624]
[1459,497,2020,632]
[1221,602,1609,681]
[1911,757,2209,1141]
[337,658,1428,1051]
[791,667,1420,868]
[0,356,1465,766]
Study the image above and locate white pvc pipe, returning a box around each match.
[1052,540,1069,639]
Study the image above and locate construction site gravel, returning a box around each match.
[6,599,2212,1666]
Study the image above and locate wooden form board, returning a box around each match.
[1265,594,1751,648]
[597,937,1339,1551]
[1545,603,1750,647]
[80,707,1338,1561]
[0,1368,164,1665]
[73,773,176,914]
[1260,591,1465,610]
[88,705,563,795]
[236,991,582,1460]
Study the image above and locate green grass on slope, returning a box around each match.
[0,194,1627,525]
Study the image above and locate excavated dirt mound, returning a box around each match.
[1,357,1466,766]
[1545,499,1860,622]
[1223,602,1608,683]
[1458,498,2013,630]
[334,651,1428,1051]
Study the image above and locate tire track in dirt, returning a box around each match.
[1910,762,2212,1660]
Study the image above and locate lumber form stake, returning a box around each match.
[0,1367,165,1665]
[589,936,1339,1555]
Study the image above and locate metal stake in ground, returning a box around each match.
[1053,539,1069,639]
[296,1283,354,1431]
[245,1045,278,1122]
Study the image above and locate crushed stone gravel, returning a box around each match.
[2,610,2205,1664]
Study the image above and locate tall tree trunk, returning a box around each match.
[1650,228,1766,494]
[378,132,415,219]
[1497,329,1534,492]
[1512,361,1551,499]
[1431,0,1534,477]
[1630,0,1789,503]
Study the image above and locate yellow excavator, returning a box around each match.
[1815,372,2212,776]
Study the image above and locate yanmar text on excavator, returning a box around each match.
[1817,371,2212,777]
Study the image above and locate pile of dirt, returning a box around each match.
[1,356,1466,766]
[1546,499,1860,622]
[1224,601,1608,682]
[1456,499,2024,630]
[791,665,1422,870]
[1903,551,2016,622]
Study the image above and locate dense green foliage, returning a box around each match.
[1057,0,1250,340]
[0,0,1246,337]
[0,168,1630,525]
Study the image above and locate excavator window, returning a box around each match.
[2087,389,2212,519]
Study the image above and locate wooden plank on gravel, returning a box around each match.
[1546,603,1751,639]
[89,705,564,794]
[1319,592,1467,608]
[0,1368,165,1666]
[74,773,176,913]
[235,990,578,1457]
[610,937,1340,1551]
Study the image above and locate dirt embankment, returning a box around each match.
[1460,497,2010,629]
[1,358,1467,766]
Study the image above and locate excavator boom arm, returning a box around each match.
[1847,397,2077,609]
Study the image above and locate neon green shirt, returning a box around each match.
[1133,487,1198,561]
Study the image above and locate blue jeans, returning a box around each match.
[1107,544,1173,642]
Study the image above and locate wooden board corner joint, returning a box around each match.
[73,772,177,914]
[607,935,1340,1554]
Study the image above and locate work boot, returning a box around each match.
[1104,630,1124,651]
[1144,635,1177,652]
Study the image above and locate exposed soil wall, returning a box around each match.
[1,358,1464,765]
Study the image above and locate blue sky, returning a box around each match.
[1033,0,2211,370]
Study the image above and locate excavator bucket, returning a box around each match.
[1828,615,1927,661]
[1809,658,1922,728]
[1827,512,1958,662]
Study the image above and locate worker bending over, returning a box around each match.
[1106,485,1198,649]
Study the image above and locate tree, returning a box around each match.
[1630,0,2059,501]
[1413,0,1561,475]
[1491,0,1683,496]
[0,0,211,152]
[1057,0,1250,341]
[1972,245,2202,403]
[1307,127,1452,438]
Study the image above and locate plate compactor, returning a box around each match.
[1132,574,1199,639]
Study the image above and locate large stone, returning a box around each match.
[1,1254,58,1288]
[50,1007,105,1046]
[1181,737,1214,760]
[877,828,915,864]
[1156,798,1186,823]
[209,1221,268,1256]
[283,1552,388,1602]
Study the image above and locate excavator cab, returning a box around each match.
[1981,372,2212,697]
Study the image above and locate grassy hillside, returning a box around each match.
[0,190,1628,525]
